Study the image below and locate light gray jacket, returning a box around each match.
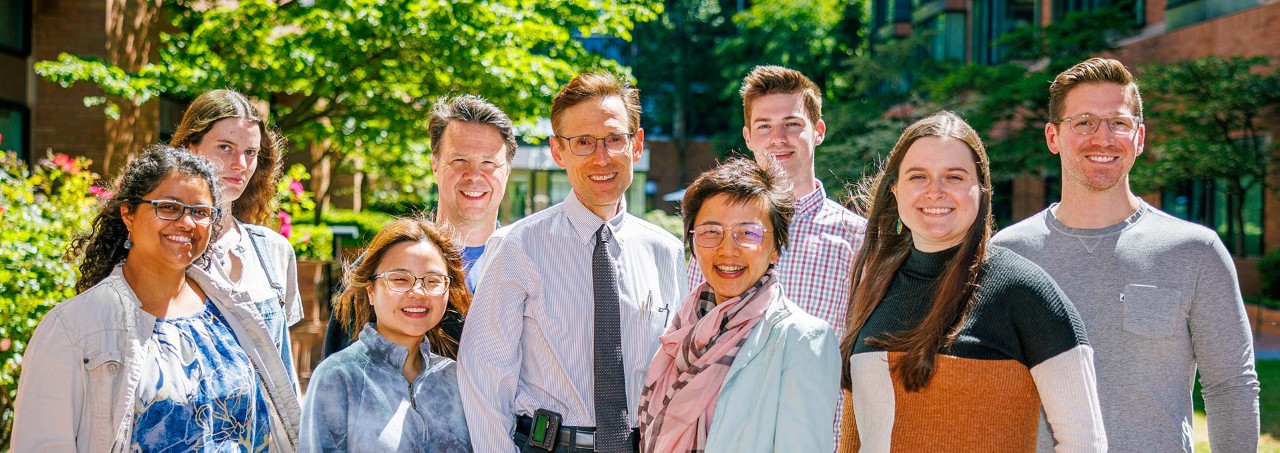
[11,265,301,452]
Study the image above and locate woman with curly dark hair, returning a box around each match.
[170,89,304,387]
[300,218,472,451]
[12,146,301,451]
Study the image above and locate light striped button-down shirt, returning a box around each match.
[688,179,866,339]
[459,194,686,452]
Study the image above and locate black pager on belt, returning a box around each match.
[527,408,562,451]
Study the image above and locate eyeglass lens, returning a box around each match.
[148,200,216,225]
[692,224,767,248]
[380,271,450,295]
[566,133,631,155]
[1066,114,1138,135]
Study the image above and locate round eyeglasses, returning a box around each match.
[557,133,634,156]
[137,199,219,226]
[1055,114,1142,135]
[690,223,769,248]
[374,271,451,295]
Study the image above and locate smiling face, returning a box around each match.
[743,92,824,197]
[692,194,779,304]
[1047,82,1145,196]
[367,240,450,349]
[120,174,215,272]
[431,121,511,227]
[187,117,262,203]
[550,96,643,220]
[893,136,981,253]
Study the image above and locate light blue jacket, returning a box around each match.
[704,288,841,452]
[300,323,471,452]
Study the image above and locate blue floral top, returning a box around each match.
[132,301,271,452]
[299,323,471,452]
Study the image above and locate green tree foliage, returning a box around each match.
[0,152,101,446]
[809,5,1138,201]
[34,0,661,214]
[1137,56,1280,256]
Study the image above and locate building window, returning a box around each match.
[0,101,28,158]
[992,179,1014,228]
[1165,0,1255,30]
[924,12,966,62]
[972,0,1037,64]
[1161,177,1266,257]
[1054,0,1144,28]
[0,0,30,55]
[158,96,190,144]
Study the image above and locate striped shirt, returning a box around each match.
[688,179,865,339]
[458,193,687,452]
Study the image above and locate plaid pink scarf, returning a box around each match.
[637,270,778,453]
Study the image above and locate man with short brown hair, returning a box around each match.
[459,73,685,453]
[693,65,865,340]
[993,57,1260,452]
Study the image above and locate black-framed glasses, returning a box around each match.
[374,271,451,295]
[690,223,769,248]
[137,199,219,225]
[557,133,634,156]
[1055,114,1142,135]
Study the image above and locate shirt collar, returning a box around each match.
[563,191,628,245]
[795,178,829,217]
[356,322,434,369]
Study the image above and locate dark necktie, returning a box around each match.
[593,224,630,451]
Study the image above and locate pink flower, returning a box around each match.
[277,210,293,238]
[0,206,6,216]
[53,153,74,172]
[300,233,311,245]
[88,185,114,199]
[289,180,305,197]
[0,338,9,351]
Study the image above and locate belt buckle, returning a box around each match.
[527,409,562,451]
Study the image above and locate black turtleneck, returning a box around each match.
[850,245,1087,367]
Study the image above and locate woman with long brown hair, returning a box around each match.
[170,89,303,387]
[838,111,1105,452]
[299,218,472,451]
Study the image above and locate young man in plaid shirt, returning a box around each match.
[688,65,866,340]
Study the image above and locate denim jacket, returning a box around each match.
[300,323,471,452]
[11,265,302,452]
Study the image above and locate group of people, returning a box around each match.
[10,56,1260,453]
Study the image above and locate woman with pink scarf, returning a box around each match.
[638,158,841,452]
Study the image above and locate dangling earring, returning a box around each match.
[895,218,904,235]
[124,238,134,249]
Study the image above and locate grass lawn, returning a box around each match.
[1193,359,1280,452]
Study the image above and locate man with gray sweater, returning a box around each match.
[992,57,1259,452]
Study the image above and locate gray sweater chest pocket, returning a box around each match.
[1121,284,1187,338]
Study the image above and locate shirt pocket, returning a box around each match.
[1121,284,1187,339]
[254,297,287,349]
[83,350,124,429]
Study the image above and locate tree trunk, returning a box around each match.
[310,140,332,224]
[103,0,161,173]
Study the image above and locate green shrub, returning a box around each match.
[289,223,333,261]
[322,209,395,246]
[0,152,100,446]
[643,209,684,240]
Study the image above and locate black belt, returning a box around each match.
[515,415,639,451]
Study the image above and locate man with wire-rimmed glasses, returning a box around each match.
[993,57,1259,453]
[459,72,685,453]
